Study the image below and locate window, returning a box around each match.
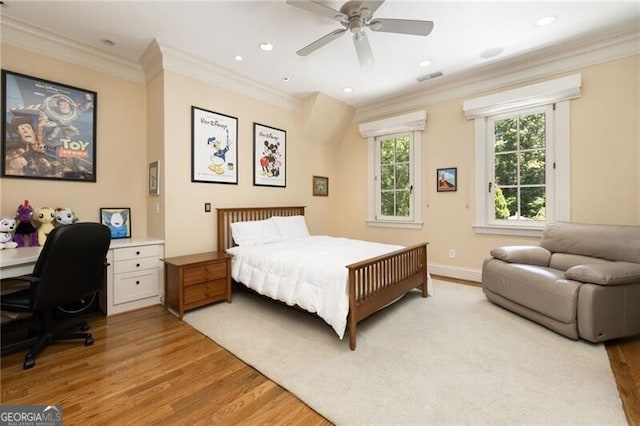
[489,106,551,225]
[359,111,426,229]
[464,74,581,236]
[377,132,413,219]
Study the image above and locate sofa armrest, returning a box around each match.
[565,262,640,285]
[490,245,551,266]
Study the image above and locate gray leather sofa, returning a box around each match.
[482,222,640,342]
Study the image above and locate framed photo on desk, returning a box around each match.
[100,208,131,239]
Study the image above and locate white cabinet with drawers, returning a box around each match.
[104,238,165,315]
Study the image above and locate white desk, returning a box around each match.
[0,246,42,279]
[0,238,165,316]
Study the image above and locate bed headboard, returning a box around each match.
[216,206,306,251]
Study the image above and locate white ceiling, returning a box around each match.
[1,1,639,109]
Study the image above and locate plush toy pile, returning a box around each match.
[0,199,78,249]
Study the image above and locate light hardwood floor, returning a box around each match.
[1,300,639,425]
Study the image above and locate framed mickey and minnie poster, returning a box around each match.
[1,70,97,182]
[253,122,286,188]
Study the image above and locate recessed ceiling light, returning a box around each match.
[343,87,353,93]
[259,42,274,51]
[101,39,115,47]
[418,59,432,67]
[234,55,243,61]
[282,77,290,82]
[480,47,503,59]
[535,15,556,27]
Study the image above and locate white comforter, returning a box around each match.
[226,236,404,339]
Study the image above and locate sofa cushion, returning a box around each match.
[549,253,610,271]
[540,222,640,263]
[482,259,580,323]
[490,246,551,266]
[566,262,640,285]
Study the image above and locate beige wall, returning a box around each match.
[2,43,638,278]
[0,45,148,235]
[335,55,640,274]
[160,71,342,257]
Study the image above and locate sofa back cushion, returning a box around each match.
[540,222,640,263]
[549,253,610,271]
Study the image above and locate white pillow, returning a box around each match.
[230,219,281,246]
[271,215,310,240]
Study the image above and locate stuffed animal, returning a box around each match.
[14,200,39,247]
[34,207,56,246]
[0,217,18,249]
[54,207,78,226]
[102,210,128,238]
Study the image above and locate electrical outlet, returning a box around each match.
[204,202,211,213]
[448,249,456,259]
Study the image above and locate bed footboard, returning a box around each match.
[346,242,429,350]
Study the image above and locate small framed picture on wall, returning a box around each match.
[313,175,328,196]
[437,167,457,192]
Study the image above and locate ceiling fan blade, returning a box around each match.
[287,0,347,23]
[358,0,385,17]
[297,28,347,56]
[353,32,375,67]
[369,18,434,36]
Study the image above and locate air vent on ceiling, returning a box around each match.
[417,71,443,82]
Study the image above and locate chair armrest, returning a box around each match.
[0,275,40,285]
[565,262,640,285]
[490,245,551,266]
[0,275,39,295]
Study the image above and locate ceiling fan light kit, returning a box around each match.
[288,0,434,67]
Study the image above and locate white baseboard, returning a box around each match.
[428,263,482,283]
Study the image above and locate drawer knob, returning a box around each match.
[136,280,140,285]
[136,263,140,267]
[136,251,141,255]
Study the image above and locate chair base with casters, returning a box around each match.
[1,289,96,370]
[0,222,111,370]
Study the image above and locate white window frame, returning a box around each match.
[359,110,426,229]
[487,105,554,227]
[463,74,581,237]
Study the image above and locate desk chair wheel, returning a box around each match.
[85,334,94,346]
[80,323,90,332]
[23,355,35,370]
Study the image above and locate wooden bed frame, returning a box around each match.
[216,206,429,350]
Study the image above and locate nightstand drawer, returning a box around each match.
[184,279,228,305]
[114,257,160,274]
[114,245,160,261]
[183,262,227,286]
[163,252,231,319]
[113,269,159,305]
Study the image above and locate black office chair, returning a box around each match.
[1,222,111,369]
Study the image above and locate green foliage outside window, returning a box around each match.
[379,135,410,217]
[493,112,546,221]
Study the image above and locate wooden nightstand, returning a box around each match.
[162,252,231,319]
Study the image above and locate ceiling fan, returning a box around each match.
[287,0,434,67]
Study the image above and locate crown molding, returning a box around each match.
[0,16,145,83]
[353,26,640,122]
[1,16,300,112]
[149,40,300,112]
[3,14,636,120]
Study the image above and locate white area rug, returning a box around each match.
[184,281,626,425]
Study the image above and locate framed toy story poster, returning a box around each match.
[1,70,97,182]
